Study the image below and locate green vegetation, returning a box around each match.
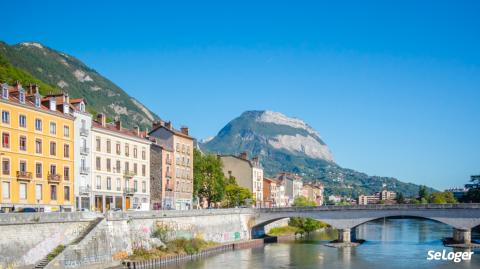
[267,226,301,236]
[46,245,66,261]
[289,217,329,235]
[130,226,217,260]
[292,196,317,207]
[463,177,480,202]
[413,185,457,204]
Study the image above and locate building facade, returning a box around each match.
[358,189,397,205]
[91,114,150,212]
[149,121,193,210]
[150,142,174,209]
[301,182,324,206]
[0,83,74,212]
[275,172,303,205]
[219,152,264,206]
[263,177,278,208]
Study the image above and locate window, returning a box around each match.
[2,159,9,175]
[142,181,146,193]
[125,179,129,190]
[116,142,121,155]
[2,182,10,199]
[125,144,129,156]
[19,115,26,128]
[116,160,121,173]
[50,142,56,156]
[50,185,57,200]
[2,111,10,124]
[19,90,25,103]
[133,147,138,158]
[176,143,180,152]
[96,176,101,189]
[134,163,138,174]
[64,144,70,158]
[2,133,9,148]
[35,118,42,131]
[134,180,138,192]
[116,178,121,191]
[106,158,111,172]
[142,165,146,177]
[19,183,27,200]
[19,136,27,151]
[142,149,146,160]
[35,96,40,107]
[35,184,42,200]
[106,177,111,190]
[63,126,70,137]
[35,139,42,154]
[50,164,57,175]
[19,160,26,172]
[125,162,129,172]
[96,137,101,151]
[50,122,56,135]
[96,157,101,170]
[106,140,111,153]
[36,163,42,178]
[64,186,70,201]
[1,86,8,99]
[64,167,70,181]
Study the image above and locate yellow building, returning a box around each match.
[0,82,74,212]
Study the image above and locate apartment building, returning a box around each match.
[150,142,174,209]
[358,189,397,205]
[219,152,264,206]
[0,82,74,212]
[149,121,193,210]
[275,172,303,205]
[301,182,324,206]
[263,177,279,208]
[91,114,150,212]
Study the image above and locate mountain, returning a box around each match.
[0,41,159,129]
[201,110,434,198]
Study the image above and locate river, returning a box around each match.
[158,218,480,269]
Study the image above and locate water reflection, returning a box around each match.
[163,218,480,269]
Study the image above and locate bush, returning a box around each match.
[267,226,301,236]
[46,245,66,261]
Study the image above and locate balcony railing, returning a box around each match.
[48,173,62,183]
[124,187,135,196]
[123,170,136,178]
[80,147,89,155]
[80,166,90,175]
[79,186,91,195]
[80,127,89,136]
[16,171,32,181]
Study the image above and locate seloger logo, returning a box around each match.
[427,250,474,263]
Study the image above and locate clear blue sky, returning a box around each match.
[3,1,480,190]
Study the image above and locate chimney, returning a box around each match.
[13,80,21,91]
[115,118,122,130]
[135,126,140,136]
[97,113,106,127]
[152,121,162,130]
[63,92,70,114]
[252,156,259,163]
[165,121,172,129]
[180,126,189,136]
[27,83,34,95]
[239,152,247,160]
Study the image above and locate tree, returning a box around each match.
[193,149,226,207]
[224,183,253,207]
[428,192,457,204]
[396,192,406,204]
[288,217,328,235]
[418,185,429,200]
[465,176,480,202]
[292,196,317,207]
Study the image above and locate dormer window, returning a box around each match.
[63,103,70,114]
[19,88,25,104]
[34,94,41,108]
[49,98,56,111]
[79,102,85,112]
[1,84,8,100]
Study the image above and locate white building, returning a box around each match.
[275,172,303,205]
[70,98,92,211]
[91,114,150,212]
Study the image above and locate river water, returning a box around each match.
[162,218,480,269]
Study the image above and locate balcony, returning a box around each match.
[48,173,62,183]
[165,171,172,178]
[166,158,172,165]
[80,147,89,155]
[124,187,135,196]
[123,170,136,178]
[79,186,91,195]
[80,127,89,136]
[16,171,32,181]
[80,166,90,175]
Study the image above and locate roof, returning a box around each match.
[92,120,150,142]
[148,124,193,140]
[219,154,262,169]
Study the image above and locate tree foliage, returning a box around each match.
[224,182,253,208]
[193,149,226,207]
[288,217,328,235]
[292,196,317,207]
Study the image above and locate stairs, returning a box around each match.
[33,217,104,269]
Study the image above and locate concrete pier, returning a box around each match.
[453,228,471,244]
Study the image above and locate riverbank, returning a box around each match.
[122,239,265,269]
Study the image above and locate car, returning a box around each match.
[19,208,37,213]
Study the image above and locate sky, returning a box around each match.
[3,0,480,190]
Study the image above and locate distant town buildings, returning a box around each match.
[275,172,303,206]
[219,152,264,206]
[301,182,324,206]
[358,189,397,205]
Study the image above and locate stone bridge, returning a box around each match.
[252,204,480,245]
